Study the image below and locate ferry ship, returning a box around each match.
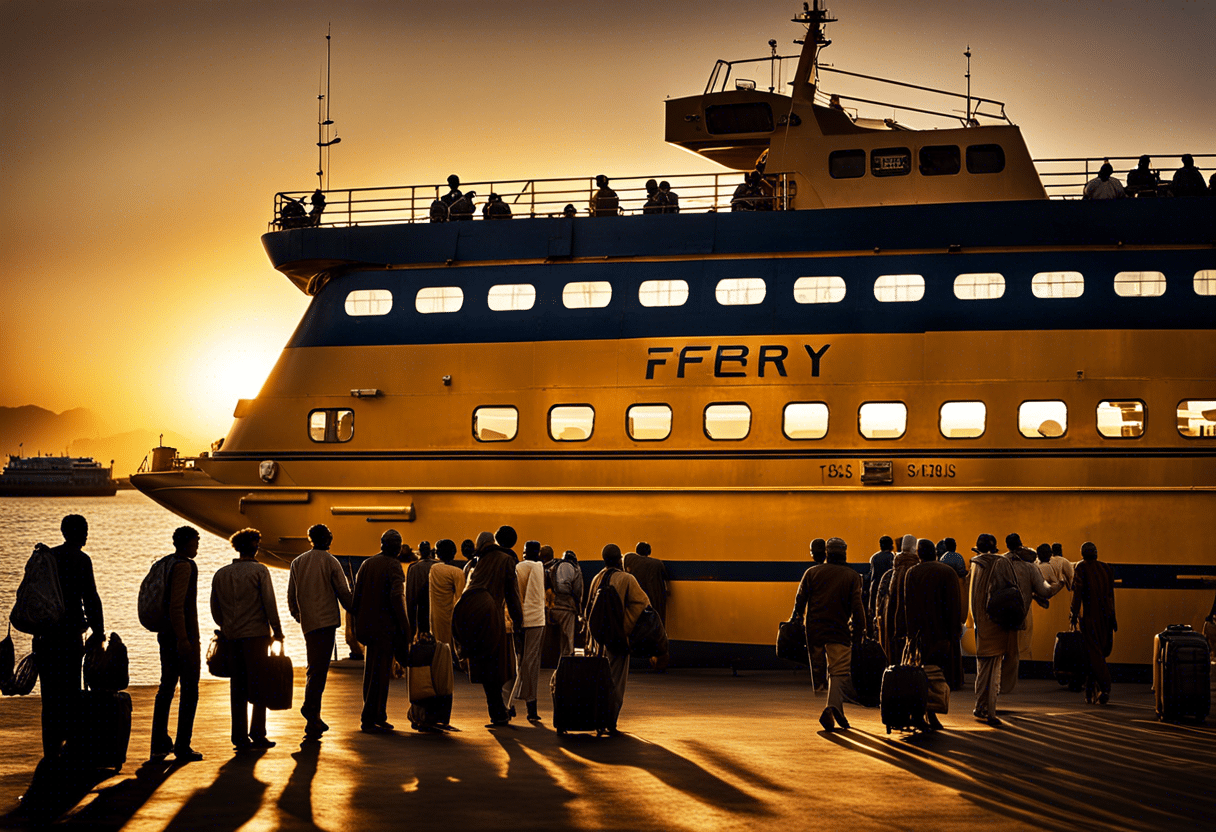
[1,455,118,497]
[132,2,1215,670]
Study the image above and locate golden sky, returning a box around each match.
[2,0,1213,444]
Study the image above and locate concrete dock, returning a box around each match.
[1,664,1213,831]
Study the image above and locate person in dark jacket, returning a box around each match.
[151,526,202,761]
[439,174,462,208]
[804,538,829,691]
[455,530,524,725]
[1171,154,1208,197]
[1125,155,1158,197]
[642,179,663,214]
[902,538,963,730]
[1070,541,1116,704]
[887,534,920,665]
[623,541,670,624]
[658,181,679,213]
[406,541,437,635]
[789,537,866,733]
[36,514,104,760]
[864,535,894,619]
[353,529,412,733]
[448,191,477,221]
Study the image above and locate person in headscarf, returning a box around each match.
[886,534,921,664]
[902,538,963,730]
[1071,541,1116,704]
[429,539,466,649]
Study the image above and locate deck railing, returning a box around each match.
[1034,154,1215,199]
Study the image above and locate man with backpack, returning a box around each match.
[550,550,584,659]
[150,526,202,761]
[585,544,650,731]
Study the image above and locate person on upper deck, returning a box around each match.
[440,174,463,208]
[1082,162,1126,200]
[731,172,760,211]
[562,203,577,218]
[658,181,679,214]
[590,175,619,217]
[483,193,512,219]
[642,179,663,214]
[1125,156,1159,198]
[308,189,326,225]
[429,199,448,222]
[1170,155,1209,197]
[448,191,476,221]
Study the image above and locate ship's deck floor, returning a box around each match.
[1,663,1213,831]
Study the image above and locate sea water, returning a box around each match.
[0,491,314,690]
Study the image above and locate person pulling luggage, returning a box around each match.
[585,544,650,732]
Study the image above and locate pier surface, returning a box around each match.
[1,665,1213,831]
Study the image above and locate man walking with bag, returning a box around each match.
[151,526,202,761]
[353,529,412,733]
[902,538,962,731]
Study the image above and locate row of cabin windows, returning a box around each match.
[828,144,1006,179]
[300,399,1216,444]
[344,270,1216,316]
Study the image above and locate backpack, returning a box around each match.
[586,569,629,655]
[985,557,1026,631]
[553,560,578,597]
[10,544,64,635]
[138,555,177,632]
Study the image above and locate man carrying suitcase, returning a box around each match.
[1070,541,1116,705]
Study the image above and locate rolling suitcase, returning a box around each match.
[1053,630,1088,691]
[550,652,615,735]
[852,638,887,707]
[880,664,928,734]
[1154,625,1210,723]
[68,689,133,771]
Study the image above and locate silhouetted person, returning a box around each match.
[968,533,1007,725]
[353,529,412,733]
[211,528,283,751]
[658,180,680,214]
[151,525,202,762]
[590,175,619,217]
[506,540,546,722]
[790,537,865,733]
[428,539,465,648]
[459,530,524,726]
[902,538,962,730]
[623,541,670,625]
[279,197,309,228]
[1083,162,1126,200]
[440,174,463,208]
[1071,541,1116,704]
[804,538,829,691]
[308,189,326,225]
[1126,155,1158,198]
[483,192,512,219]
[406,540,437,636]
[448,191,476,221]
[586,544,650,731]
[864,535,895,621]
[731,172,759,211]
[562,203,577,218]
[1171,154,1208,197]
[287,523,353,740]
[429,199,448,222]
[549,549,584,658]
[461,538,477,578]
[36,514,103,760]
[642,179,663,214]
[886,534,920,665]
[938,538,966,578]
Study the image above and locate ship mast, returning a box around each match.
[316,25,341,191]
[790,0,837,103]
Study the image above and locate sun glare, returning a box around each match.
[185,340,280,435]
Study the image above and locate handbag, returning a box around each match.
[9,653,38,696]
[248,639,293,710]
[206,630,232,678]
[83,632,130,692]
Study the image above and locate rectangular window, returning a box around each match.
[1097,400,1144,439]
[954,273,1005,300]
[627,404,672,441]
[550,405,595,441]
[871,147,912,177]
[1032,271,1084,299]
[715,277,766,306]
[874,274,925,303]
[919,145,961,176]
[1177,400,1216,438]
[563,281,612,309]
[705,102,774,135]
[794,276,846,304]
[783,402,829,440]
[344,289,393,316]
[639,279,689,308]
[829,149,866,179]
[308,409,354,443]
[1019,400,1068,438]
[416,286,464,314]
[487,284,536,311]
[940,401,986,438]
[859,402,907,439]
[1195,270,1216,296]
[704,403,751,440]
[966,144,1006,174]
[473,406,518,442]
[1114,272,1166,298]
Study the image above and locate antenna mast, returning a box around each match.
[316,25,341,190]
[964,45,972,125]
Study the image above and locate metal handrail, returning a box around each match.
[1033,153,1215,199]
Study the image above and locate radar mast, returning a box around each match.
[790,0,837,103]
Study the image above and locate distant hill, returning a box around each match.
[1,406,209,477]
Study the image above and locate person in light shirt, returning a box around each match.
[1082,162,1127,200]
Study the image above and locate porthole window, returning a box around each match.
[871,147,912,177]
[416,286,464,314]
[829,149,866,179]
[1177,400,1216,438]
[859,402,907,440]
[308,409,354,443]
[639,279,689,308]
[783,402,829,440]
[1193,270,1216,296]
[919,145,961,176]
[549,405,595,441]
[563,281,612,309]
[1114,272,1165,298]
[487,284,536,311]
[1096,400,1144,439]
[874,274,925,303]
[472,406,518,442]
[794,276,846,304]
[1019,400,1068,438]
[966,144,1006,174]
[1032,271,1084,299]
[344,289,393,316]
[940,401,986,438]
[627,404,672,441]
[715,277,766,306]
[704,403,751,440]
[954,273,1006,300]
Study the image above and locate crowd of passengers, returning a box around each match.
[1083,154,1214,199]
[426,173,681,221]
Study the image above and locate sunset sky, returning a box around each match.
[2,0,1213,447]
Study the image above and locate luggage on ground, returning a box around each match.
[137,554,177,632]
[408,638,455,729]
[628,606,668,658]
[83,632,130,692]
[1153,624,1210,723]
[550,653,615,735]
[880,663,929,734]
[10,543,64,635]
[852,637,887,706]
[67,689,133,771]
[248,640,293,711]
[1053,630,1088,691]
[776,619,808,665]
[206,630,232,678]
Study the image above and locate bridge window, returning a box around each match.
[919,145,961,176]
[829,149,866,179]
[704,403,751,440]
[871,147,912,177]
[1097,400,1144,439]
[874,274,925,303]
[705,102,774,135]
[1177,400,1216,438]
[716,277,766,306]
[940,401,986,438]
[1114,272,1166,298]
[308,409,354,443]
[783,402,829,440]
[344,289,393,316]
[473,407,518,442]
[487,284,536,311]
[1032,271,1084,299]
[954,273,1006,300]
[627,404,672,441]
[794,276,846,304]
[639,279,689,308]
[1194,270,1216,296]
[563,281,612,309]
[966,144,1006,174]
[416,286,464,314]
[549,405,595,442]
[1019,400,1068,438]
[859,402,907,439]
